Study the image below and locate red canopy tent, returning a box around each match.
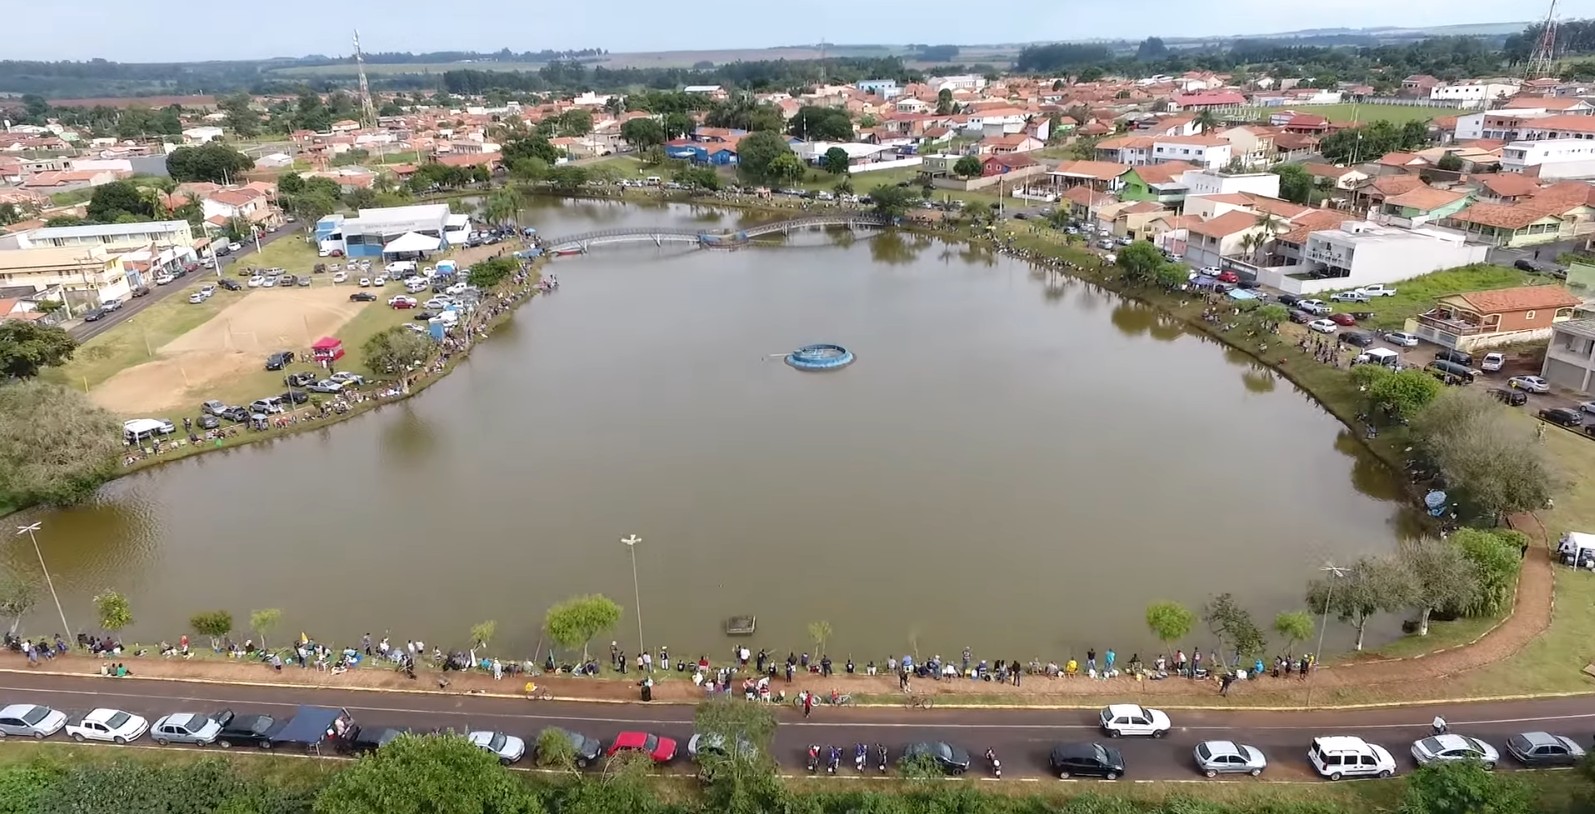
[311,336,345,364]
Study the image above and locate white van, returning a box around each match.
[123,418,176,444]
[1308,736,1396,780]
[1356,348,1401,369]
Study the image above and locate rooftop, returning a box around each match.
[1553,318,1595,341]
[1441,285,1582,314]
[28,220,192,240]
[0,246,112,270]
[353,204,450,225]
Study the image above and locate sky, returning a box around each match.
[17,0,1595,62]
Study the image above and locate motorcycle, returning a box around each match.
[855,743,868,773]
[827,745,841,775]
[877,744,889,774]
[806,745,821,774]
[985,748,1002,779]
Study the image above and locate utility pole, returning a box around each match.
[622,535,644,655]
[354,30,379,128]
[15,523,71,638]
[1306,562,1348,709]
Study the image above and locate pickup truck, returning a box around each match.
[1355,284,1398,297]
[214,706,354,752]
[66,708,149,744]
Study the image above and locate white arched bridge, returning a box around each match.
[542,213,892,253]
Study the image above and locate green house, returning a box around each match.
[1379,187,1472,222]
[1117,165,1191,207]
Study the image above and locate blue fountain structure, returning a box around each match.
[785,343,855,371]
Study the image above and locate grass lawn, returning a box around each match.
[582,154,651,179]
[1315,264,1544,330]
[375,150,421,165]
[43,286,248,393]
[248,233,323,274]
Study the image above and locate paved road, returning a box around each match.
[2,672,1590,781]
[70,224,304,343]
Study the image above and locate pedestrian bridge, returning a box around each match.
[542,213,891,253]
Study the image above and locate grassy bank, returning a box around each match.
[42,284,249,392]
[1318,264,1545,330]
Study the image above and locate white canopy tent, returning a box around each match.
[1559,532,1595,567]
[382,231,442,257]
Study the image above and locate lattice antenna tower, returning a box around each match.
[1525,0,1561,81]
[819,40,828,86]
[354,30,378,127]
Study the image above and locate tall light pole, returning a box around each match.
[622,535,643,657]
[15,523,70,638]
[1307,562,1347,709]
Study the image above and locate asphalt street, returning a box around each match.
[70,223,303,343]
[2,672,1591,782]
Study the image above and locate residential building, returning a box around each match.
[1441,182,1595,247]
[1118,162,1196,206]
[1106,201,1170,240]
[1517,114,1595,141]
[1182,210,1273,269]
[978,134,1043,155]
[856,79,900,98]
[1150,135,1231,169]
[315,204,451,258]
[1214,125,1275,168]
[1541,318,1595,392]
[1170,91,1247,110]
[202,188,279,230]
[181,126,225,144]
[1048,160,1130,191]
[1302,163,1368,191]
[981,153,1038,177]
[1178,170,1280,199]
[1429,81,1520,106]
[1094,135,1156,166]
[1501,138,1595,179]
[3,220,198,252]
[1379,186,1473,223]
[1400,75,1441,97]
[0,246,127,308]
[1409,285,1582,352]
[1283,220,1489,292]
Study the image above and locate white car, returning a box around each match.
[1308,318,1339,334]
[1382,331,1420,347]
[328,372,365,386]
[318,247,333,257]
[373,276,388,286]
[332,271,348,283]
[1309,736,1396,781]
[227,242,242,253]
[65,708,149,744]
[1508,375,1550,393]
[1481,352,1505,372]
[424,297,453,310]
[1330,290,1369,303]
[188,292,207,304]
[247,276,265,288]
[1099,704,1171,738]
[1297,299,1331,315]
[1579,401,1595,414]
[359,277,371,287]
[1356,284,1399,297]
[261,276,277,288]
[151,712,223,746]
[1411,734,1499,769]
[154,272,175,286]
[468,730,526,764]
[445,282,470,295]
[0,704,67,738]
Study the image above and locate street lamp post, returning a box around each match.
[15,523,71,638]
[1306,562,1347,709]
[622,535,643,657]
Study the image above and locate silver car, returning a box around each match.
[467,730,526,765]
[1411,734,1499,769]
[1193,740,1267,777]
[0,704,67,738]
[151,712,222,746]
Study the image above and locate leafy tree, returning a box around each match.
[1412,389,1556,517]
[786,106,854,142]
[1368,368,1444,420]
[676,166,721,190]
[314,733,540,814]
[94,590,132,632]
[362,326,433,377]
[767,151,806,185]
[1145,601,1195,648]
[693,698,780,802]
[735,130,796,185]
[249,607,281,649]
[805,620,833,655]
[544,594,621,661]
[0,380,120,507]
[953,155,983,178]
[1272,163,1314,204]
[1116,240,1168,285]
[1153,262,1188,290]
[502,135,562,165]
[1202,593,1266,666]
[1451,528,1525,617]
[166,143,255,184]
[547,165,590,193]
[557,108,594,137]
[900,751,944,781]
[0,322,76,378]
[1398,537,1480,634]
[962,200,993,224]
[620,118,666,149]
[662,112,696,140]
[0,572,37,632]
[190,611,233,647]
[481,189,521,225]
[868,184,916,218]
[1436,152,1465,172]
[1306,556,1415,650]
[535,727,579,771]
[560,750,657,814]
[705,99,783,133]
[1136,37,1170,61]
[470,620,496,650]
[342,187,377,211]
[86,180,156,222]
[936,89,956,115]
[822,146,851,175]
[468,257,520,289]
[1272,610,1315,657]
[1255,303,1289,326]
[1402,760,1531,814]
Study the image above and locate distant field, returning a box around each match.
[266,61,549,77]
[1239,103,1465,125]
[594,46,898,69]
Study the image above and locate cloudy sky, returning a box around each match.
[18,0,1594,62]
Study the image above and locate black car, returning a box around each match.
[1506,732,1585,767]
[82,308,107,322]
[1049,742,1126,780]
[346,725,410,755]
[279,389,310,405]
[901,742,971,775]
[413,310,436,321]
[130,286,151,298]
[1515,258,1547,273]
[1491,388,1529,407]
[539,727,603,768]
[264,351,295,371]
[285,372,317,388]
[349,292,377,302]
[218,278,242,291]
[1338,331,1375,348]
[1288,309,1313,324]
[214,710,284,748]
[220,406,250,422]
[1540,407,1583,427]
[1276,294,1301,308]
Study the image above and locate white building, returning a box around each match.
[928,74,986,93]
[1430,81,1519,107]
[2,219,198,252]
[1542,318,1595,393]
[1452,111,1545,142]
[65,158,133,174]
[1501,138,1595,179]
[1151,135,1232,170]
[0,246,129,307]
[1179,170,1280,198]
[315,203,451,259]
[181,126,225,144]
[1260,221,1489,295]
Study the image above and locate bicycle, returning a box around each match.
[906,693,934,709]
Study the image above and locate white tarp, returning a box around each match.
[1560,532,1595,556]
[382,231,442,254]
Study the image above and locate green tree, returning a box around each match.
[735,130,796,185]
[767,151,806,185]
[867,184,916,218]
[962,200,993,224]
[1369,369,1444,420]
[1153,262,1189,290]
[535,727,579,771]
[1398,537,1481,635]
[0,322,76,378]
[314,733,540,814]
[1256,302,1289,325]
[693,698,781,804]
[94,590,132,632]
[0,380,120,507]
[166,143,256,184]
[249,607,281,649]
[1306,556,1415,651]
[1145,601,1195,649]
[1202,593,1266,666]
[953,155,983,178]
[557,109,594,137]
[544,594,622,661]
[1412,389,1556,517]
[190,611,233,647]
[482,189,522,225]
[1272,610,1314,658]
[547,165,590,193]
[936,88,956,115]
[822,146,851,175]
[806,620,833,655]
[1116,240,1167,285]
[1402,760,1530,814]
[1451,528,1525,617]
[470,620,497,650]
[0,571,37,633]
[86,180,156,222]
[786,106,853,141]
[676,166,721,190]
[219,93,262,138]
[620,118,667,149]
[1436,153,1465,172]
[662,112,695,140]
[468,257,520,289]
[361,326,433,377]
[1272,163,1314,204]
[502,135,562,165]
[900,751,944,781]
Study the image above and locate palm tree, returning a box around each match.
[1250,212,1282,264]
[1193,108,1220,133]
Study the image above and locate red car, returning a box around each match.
[607,731,677,763]
[1329,312,1357,326]
[1216,270,1240,284]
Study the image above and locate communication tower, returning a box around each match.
[354,29,378,127]
[1524,0,1561,81]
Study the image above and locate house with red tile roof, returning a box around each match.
[1171,91,1247,110]
[1302,163,1369,191]
[1415,285,1583,352]
[1440,180,1595,247]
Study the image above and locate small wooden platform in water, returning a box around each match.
[724,615,756,636]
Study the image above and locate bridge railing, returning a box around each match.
[543,213,891,250]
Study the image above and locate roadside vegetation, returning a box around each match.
[0,321,118,515]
